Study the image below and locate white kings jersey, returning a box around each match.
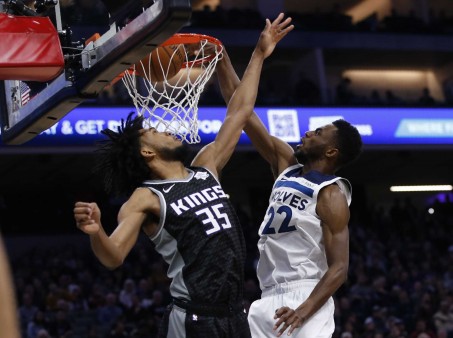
[256,164,352,290]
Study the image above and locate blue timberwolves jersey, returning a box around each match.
[256,164,352,290]
[142,167,246,304]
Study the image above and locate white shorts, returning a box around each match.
[247,280,335,338]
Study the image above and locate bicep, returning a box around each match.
[317,185,350,267]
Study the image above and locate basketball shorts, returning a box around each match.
[158,298,251,338]
[248,280,335,338]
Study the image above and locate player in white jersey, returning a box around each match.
[215,38,363,337]
[243,116,362,337]
[245,117,362,337]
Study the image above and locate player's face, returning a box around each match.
[140,127,181,146]
[294,124,338,164]
[140,128,188,162]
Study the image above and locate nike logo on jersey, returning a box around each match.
[163,184,175,193]
[170,185,228,215]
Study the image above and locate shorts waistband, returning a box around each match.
[261,280,320,297]
[172,298,244,317]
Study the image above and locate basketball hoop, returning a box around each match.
[122,33,223,144]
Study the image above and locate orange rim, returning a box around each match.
[115,33,223,82]
[160,33,223,67]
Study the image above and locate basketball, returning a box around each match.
[134,44,184,82]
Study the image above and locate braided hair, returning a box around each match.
[94,112,151,196]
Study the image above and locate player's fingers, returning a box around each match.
[287,314,304,335]
[273,308,293,329]
[75,216,94,225]
[276,321,291,337]
[274,18,294,41]
[73,207,93,221]
[278,17,293,31]
[271,12,285,26]
[274,306,290,318]
[74,209,93,221]
[287,320,302,335]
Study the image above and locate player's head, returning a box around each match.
[139,126,189,164]
[95,113,149,196]
[331,119,362,168]
[294,119,362,170]
[95,113,189,196]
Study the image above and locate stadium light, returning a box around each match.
[390,185,453,192]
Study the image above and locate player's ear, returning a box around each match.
[141,146,156,160]
[325,147,339,159]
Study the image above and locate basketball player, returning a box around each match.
[0,235,21,338]
[246,122,362,337]
[216,61,362,336]
[73,13,294,338]
[247,123,362,337]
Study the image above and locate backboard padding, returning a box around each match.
[0,0,192,145]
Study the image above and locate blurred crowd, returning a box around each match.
[53,0,453,36]
[89,74,446,108]
[4,195,453,338]
[31,0,452,108]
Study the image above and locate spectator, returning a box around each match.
[119,278,136,310]
[409,318,437,338]
[433,300,453,337]
[27,311,48,338]
[18,292,39,335]
[385,90,403,106]
[336,77,355,105]
[419,88,436,106]
[97,292,123,333]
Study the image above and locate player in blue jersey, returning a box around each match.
[73,14,294,338]
[217,64,362,336]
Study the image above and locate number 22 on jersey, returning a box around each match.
[261,205,297,235]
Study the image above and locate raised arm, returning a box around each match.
[215,40,297,180]
[192,13,294,177]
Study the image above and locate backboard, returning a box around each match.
[0,0,192,145]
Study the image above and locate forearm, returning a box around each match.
[89,227,124,269]
[227,49,265,117]
[299,265,347,318]
[216,50,240,104]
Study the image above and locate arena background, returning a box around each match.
[1,1,453,338]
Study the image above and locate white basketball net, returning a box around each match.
[122,35,223,144]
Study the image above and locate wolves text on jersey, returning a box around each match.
[170,185,228,215]
[271,189,309,211]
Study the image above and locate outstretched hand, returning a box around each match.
[74,202,101,235]
[257,13,294,59]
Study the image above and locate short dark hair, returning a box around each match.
[94,112,150,196]
[332,119,363,168]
